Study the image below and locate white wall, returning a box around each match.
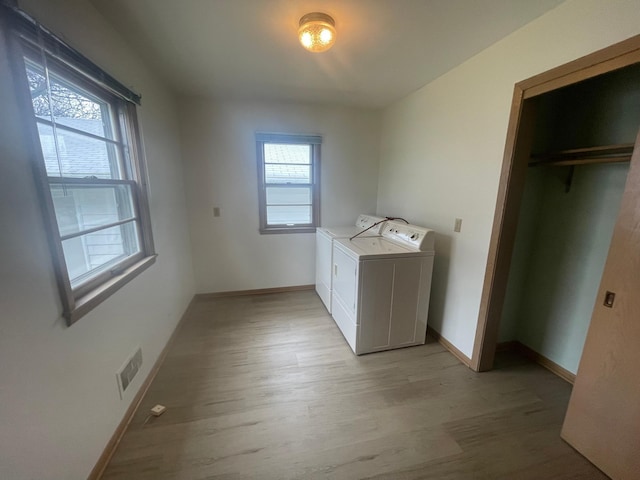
[180,99,381,293]
[0,1,194,479]
[377,0,640,358]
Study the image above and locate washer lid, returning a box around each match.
[317,213,386,238]
[335,237,432,260]
[318,226,377,238]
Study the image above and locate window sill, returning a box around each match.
[64,254,157,325]
[259,227,317,234]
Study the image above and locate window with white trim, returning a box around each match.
[256,133,321,233]
[4,6,156,324]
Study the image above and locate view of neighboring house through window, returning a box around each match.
[256,133,321,233]
[10,30,156,323]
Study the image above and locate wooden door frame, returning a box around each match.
[471,34,640,372]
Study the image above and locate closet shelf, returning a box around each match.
[529,143,634,167]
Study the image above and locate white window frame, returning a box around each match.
[4,8,156,325]
[256,133,321,234]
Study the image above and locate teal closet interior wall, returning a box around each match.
[498,63,640,373]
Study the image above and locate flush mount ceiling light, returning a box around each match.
[298,12,336,53]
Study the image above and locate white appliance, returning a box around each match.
[315,214,386,313]
[331,221,435,355]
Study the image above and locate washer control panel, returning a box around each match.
[355,214,386,231]
[381,221,435,251]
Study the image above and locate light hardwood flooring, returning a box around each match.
[102,291,607,479]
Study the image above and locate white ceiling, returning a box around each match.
[90,0,565,108]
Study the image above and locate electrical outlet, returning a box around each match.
[116,347,143,398]
[454,218,463,232]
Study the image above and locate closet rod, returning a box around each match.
[529,143,634,167]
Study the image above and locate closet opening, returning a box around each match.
[472,34,640,374]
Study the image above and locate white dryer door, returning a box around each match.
[315,232,333,311]
[332,246,358,316]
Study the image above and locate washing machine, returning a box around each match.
[315,214,386,313]
[331,221,435,355]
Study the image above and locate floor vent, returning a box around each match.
[117,347,143,398]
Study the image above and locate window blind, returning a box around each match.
[1,2,142,105]
[256,132,322,145]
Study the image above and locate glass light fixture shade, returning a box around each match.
[298,12,336,53]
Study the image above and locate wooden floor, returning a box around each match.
[102,291,607,479]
